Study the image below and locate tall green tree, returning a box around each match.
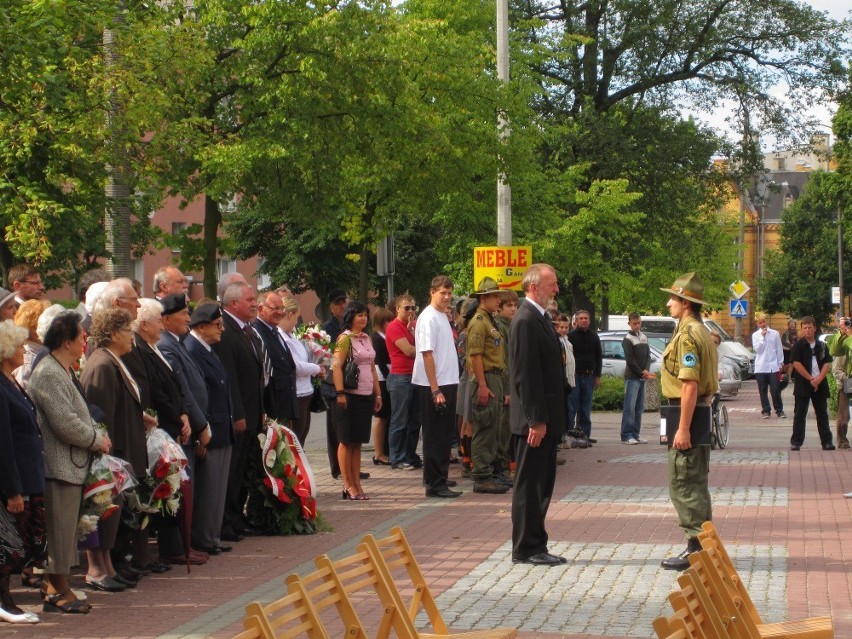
[761,172,847,325]
[508,0,848,315]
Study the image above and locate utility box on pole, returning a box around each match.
[377,234,395,302]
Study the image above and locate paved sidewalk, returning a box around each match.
[7,380,852,638]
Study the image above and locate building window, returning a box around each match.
[217,259,237,279]
[257,257,271,291]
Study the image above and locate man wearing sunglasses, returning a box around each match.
[386,294,423,471]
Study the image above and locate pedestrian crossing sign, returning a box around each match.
[729,299,748,318]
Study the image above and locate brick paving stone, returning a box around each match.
[611,450,789,464]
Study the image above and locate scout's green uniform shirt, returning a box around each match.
[661,315,719,400]
[465,312,505,372]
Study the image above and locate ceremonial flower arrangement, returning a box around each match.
[135,428,188,521]
[295,324,333,367]
[257,420,319,535]
[77,453,137,543]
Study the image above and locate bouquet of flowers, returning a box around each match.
[295,324,333,367]
[77,453,138,545]
[135,428,188,521]
[257,420,319,535]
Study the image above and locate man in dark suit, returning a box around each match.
[509,263,568,566]
[185,304,235,554]
[254,291,298,425]
[214,281,267,537]
[156,294,211,564]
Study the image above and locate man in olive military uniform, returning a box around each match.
[659,272,718,570]
[467,277,510,494]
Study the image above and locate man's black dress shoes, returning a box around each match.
[426,488,462,498]
[221,532,245,542]
[512,552,566,566]
[197,545,233,555]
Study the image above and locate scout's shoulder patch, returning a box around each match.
[680,334,698,368]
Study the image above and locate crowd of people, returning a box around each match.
[4,258,840,622]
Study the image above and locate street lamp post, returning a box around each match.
[496,0,511,246]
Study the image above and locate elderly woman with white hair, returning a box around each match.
[28,311,111,614]
[0,321,46,623]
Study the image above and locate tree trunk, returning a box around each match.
[570,276,595,322]
[0,239,14,287]
[599,289,609,332]
[203,195,222,299]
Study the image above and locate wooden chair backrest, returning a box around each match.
[672,572,734,639]
[362,526,449,635]
[245,582,331,639]
[697,522,762,624]
[311,547,418,639]
[687,552,760,639]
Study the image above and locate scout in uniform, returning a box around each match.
[659,272,718,570]
[466,277,510,494]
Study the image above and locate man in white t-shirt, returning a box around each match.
[413,275,462,497]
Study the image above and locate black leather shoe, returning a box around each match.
[661,548,694,571]
[221,531,244,542]
[587,438,598,444]
[426,488,462,498]
[512,552,562,566]
[359,471,371,479]
[446,480,458,487]
[196,546,222,555]
[217,544,233,552]
[790,445,801,451]
[113,572,138,588]
[823,444,836,451]
[242,525,269,537]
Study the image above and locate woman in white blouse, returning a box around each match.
[278,298,323,445]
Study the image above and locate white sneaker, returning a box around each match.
[844,492,852,498]
[622,438,639,445]
[636,437,648,444]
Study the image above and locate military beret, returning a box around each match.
[160,293,188,315]
[189,303,222,327]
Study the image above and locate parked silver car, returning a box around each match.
[598,331,740,397]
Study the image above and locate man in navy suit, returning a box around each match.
[509,264,568,567]
[156,294,211,564]
[253,291,298,426]
[214,282,267,537]
[185,304,235,554]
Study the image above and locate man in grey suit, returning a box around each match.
[509,264,568,566]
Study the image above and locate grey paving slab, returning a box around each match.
[428,542,787,638]
[611,450,789,465]
[559,485,789,507]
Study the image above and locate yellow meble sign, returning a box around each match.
[473,246,532,292]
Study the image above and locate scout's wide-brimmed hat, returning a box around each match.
[474,276,500,296]
[660,272,706,305]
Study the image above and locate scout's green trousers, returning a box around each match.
[668,445,712,539]
[470,372,504,482]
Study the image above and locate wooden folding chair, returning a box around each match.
[697,521,832,637]
[361,526,517,639]
[689,550,833,639]
[294,548,402,639]
[244,581,331,639]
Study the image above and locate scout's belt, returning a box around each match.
[667,396,712,406]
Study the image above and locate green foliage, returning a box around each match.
[591,376,625,411]
[760,172,848,325]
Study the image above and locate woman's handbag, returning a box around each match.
[309,386,327,413]
[343,349,360,389]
